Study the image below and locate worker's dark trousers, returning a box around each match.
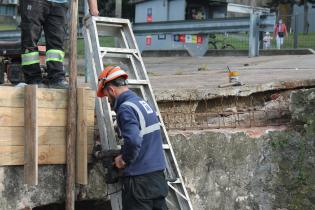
[20,0,67,84]
[122,171,168,210]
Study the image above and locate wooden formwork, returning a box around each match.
[0,85,95,185]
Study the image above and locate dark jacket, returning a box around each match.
[115,90,166,176]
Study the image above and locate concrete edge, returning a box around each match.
[154,79,315,101]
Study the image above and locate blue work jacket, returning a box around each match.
[114,90,166,176]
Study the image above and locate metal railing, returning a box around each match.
[210,14,315,50]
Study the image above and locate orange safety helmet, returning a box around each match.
[97,66,128,97]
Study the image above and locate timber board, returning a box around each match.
[0,127,94,146]
[0,86,95,109]
[0,145,93,165]
[0,107,94,126]
[0,86,96,166]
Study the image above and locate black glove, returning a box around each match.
[92,143,102,161]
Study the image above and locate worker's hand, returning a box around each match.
[88,0,99,16]
[114,154,126,169]
[89,8,99,16]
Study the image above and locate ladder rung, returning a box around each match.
[93,16,130,24]
[168,178,181,184]
[100,47,138,54]
[162,144,170,149]
[128,79,149,85]
[96,23,123,28]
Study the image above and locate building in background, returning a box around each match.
[132,0,230,54]
[292,2,315,33]
[134,0,227,23]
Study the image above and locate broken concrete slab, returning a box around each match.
[154,79,315,101]
[144,55,315,100]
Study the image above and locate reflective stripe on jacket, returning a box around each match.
[115,90,166,176]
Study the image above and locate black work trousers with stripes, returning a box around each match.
[122,170,169,210]
[20,0,67,84]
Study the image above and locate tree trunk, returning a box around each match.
[303,2,309,34]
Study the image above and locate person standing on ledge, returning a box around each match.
[20,0,99,88]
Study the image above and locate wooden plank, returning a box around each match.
[76,87,88,185]
[0,107,94,126]
[0,87,24,107]
[0,145,93,166]
[0,86,95,109]
[0,127,94,146]
[24,85,38,185]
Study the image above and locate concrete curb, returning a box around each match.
[142,48,315,57]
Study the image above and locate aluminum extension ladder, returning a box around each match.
[83,16,193,210]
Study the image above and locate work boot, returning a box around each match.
[49,79,69,89]
[27,79,48,88]
[36,82,48,88]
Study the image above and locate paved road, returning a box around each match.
[142,54,315,91]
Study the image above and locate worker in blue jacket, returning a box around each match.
[97,66,168,210]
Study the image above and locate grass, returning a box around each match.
[281,32,315,49]
[0,24,17,31]
[76,36,115,57]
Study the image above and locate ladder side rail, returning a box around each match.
[83,25,110,150]
[101,97,118,149]
[122,24,137,49]
[120,28,130,49]
[128,56,148,101]
[84,21,123,210]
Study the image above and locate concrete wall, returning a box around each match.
[0,164,108,209]
[170,88,315,210]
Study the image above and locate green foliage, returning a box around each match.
[76,36,115,58]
